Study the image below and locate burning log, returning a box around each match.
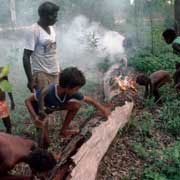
[47,63,136,180]
[104,63,137,101]
[114,76,137,93]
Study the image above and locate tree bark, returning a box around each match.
[70,102,133,180]
[175,0,180,35]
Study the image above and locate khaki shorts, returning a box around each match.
[32,72,59,90]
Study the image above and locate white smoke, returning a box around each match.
[57,15,125,77]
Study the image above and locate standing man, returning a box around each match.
[23,1,60,92]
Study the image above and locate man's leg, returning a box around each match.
[59,102,81,137]
[153,88,161,103]
[2,116,11,134]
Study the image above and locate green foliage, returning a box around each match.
[158,93,180,137]
[142,168,168,180]
[142,142,180,180]
[77,104,95,120]
[143,97,155,109]
[129,51,179,74]
[137,112,154,137]
[131,143,149,159]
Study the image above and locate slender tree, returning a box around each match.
[175,0,180,35]
[9,0,16,27]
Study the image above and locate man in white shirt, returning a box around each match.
[23,1,60,92]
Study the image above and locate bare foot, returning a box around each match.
[59,128,80,138]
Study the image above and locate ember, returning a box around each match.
[114,77,126,91]
[114,76,137,92]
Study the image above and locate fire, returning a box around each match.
[114,76,137,92]
[114,77,126,91]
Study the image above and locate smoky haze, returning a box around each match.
[0,0,132,82]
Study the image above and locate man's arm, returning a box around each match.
[144,84,149,98]
[25,96,45,128]
[83,96,110,118]
[38,87,49,118]
[2,76,15,110]
[7,92,15,110]
[149,81,153,97]
[172,43,180,55]
[23,49,33,92]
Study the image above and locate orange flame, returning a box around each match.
[114,76,137,92]
[114,77,126,91]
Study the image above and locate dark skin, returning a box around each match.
[172,43,180,55]
[0,133,58,180]
[173,62,180,91]
[23,10,58,92]
[25,85,110,147]
[136,71,171,103]
[0,75,15,133]
[136,76,153,99]
[0,133,35,177]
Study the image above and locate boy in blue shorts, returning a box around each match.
[25,67,110,148]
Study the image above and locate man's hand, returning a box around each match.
[39,111,47,120]
[34,117,46,128]
[27,82,33,92]
[101,107,111,118]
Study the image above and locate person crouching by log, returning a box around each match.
[0,65,15,134]
[0,132,56,180]
[25,67,111,148]
[136,70,171,104]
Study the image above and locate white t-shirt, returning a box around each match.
[25,23,60,75]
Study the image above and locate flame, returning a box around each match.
[114,77,126,91]
[114,76,137,92]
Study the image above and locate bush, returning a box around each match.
[158,94,180,137]
[142,142,180,180]
[129,51,179,74]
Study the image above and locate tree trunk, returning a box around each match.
[175,0,180,35]
[134,0,145,48]
[9,0,16,28]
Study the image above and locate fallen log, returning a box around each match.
[47,63,135,180]
[47,115,102,180]
[69,102,133,180]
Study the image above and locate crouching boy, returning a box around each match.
[136,70,171,103]
[25,67,110,148]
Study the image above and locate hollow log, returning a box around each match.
[69,102,133,180]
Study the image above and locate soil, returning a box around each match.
[10,68,175,180]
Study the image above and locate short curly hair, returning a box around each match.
[26,148,56,173]
[38,1,59,17]
[59,67,86,88]
[136,74,151,86]
[162,29,176,43]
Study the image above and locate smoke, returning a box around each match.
[0,0,131,82]
[58,15,125,78]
